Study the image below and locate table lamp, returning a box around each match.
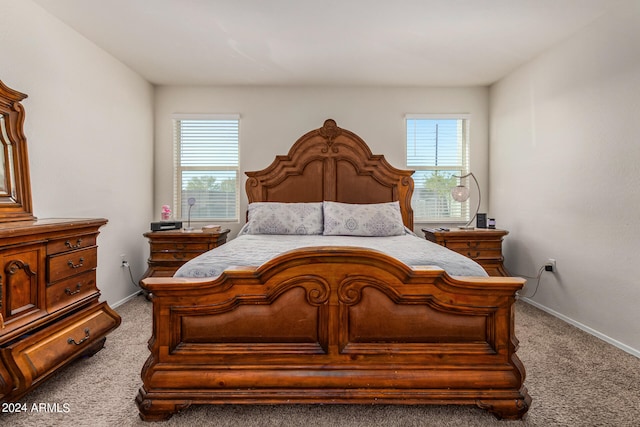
[451,172,480,229]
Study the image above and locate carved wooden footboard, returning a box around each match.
[136,246,530,421]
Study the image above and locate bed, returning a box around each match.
[136,119,530,421]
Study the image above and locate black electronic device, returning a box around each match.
[150,221,183,231]
[476,213,487,228]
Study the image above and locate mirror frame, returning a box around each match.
[0,80,35,222]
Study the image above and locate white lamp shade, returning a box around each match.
[451,185,470,202]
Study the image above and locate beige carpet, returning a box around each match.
[1,295,639,426]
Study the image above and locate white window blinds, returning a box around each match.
[406,115,470,223]
[173,115,239,222]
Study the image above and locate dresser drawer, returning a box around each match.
[6,302,120,382]
[47,247,97,282]
[47,233,98,255]
[46,270,98,313]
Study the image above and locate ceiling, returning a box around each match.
[33,0,617,87]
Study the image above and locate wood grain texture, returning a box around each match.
[245,119,415,229]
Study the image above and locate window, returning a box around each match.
[406,114,470,223]
[173,114,239,222]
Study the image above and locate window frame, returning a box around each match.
[405,114,471,224]
[172,113,240,223]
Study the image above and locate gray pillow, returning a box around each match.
[245,202,323,235]
[322,201,404,236]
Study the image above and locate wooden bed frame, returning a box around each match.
[136,119,531,421]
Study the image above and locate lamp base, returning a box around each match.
[457,225,475,230]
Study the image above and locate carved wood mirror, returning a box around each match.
[0,80,34,222]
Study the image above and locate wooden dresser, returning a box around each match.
[141,229,230,279]
[422,227,510,276]
[0,218,121,402]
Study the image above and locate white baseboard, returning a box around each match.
[109,290,144,309]
[520,297,640,359]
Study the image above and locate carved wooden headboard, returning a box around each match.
[245,119,415,229]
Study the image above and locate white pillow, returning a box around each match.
[322,201,405,236]
[245,202,323,235]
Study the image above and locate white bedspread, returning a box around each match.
[175,231,488,278]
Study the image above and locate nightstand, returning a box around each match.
[141,229,230,281]
[422,227,510,277]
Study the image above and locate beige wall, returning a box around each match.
[154,85,489,236]
[0,0,154,305]
[490,0,640,355]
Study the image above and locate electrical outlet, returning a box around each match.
[545,258,556,272]
[120,254,128,268]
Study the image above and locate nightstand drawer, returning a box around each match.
[150,241,212,252]
[449,247,502,260]
[151,251,203,262]
[143,267,177,278]
[443,240,502,251]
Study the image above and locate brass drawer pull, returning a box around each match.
[65,238,83,249]
[67,328,90,346]
[466,251,481,258]
[65,283,82,296]
[67,257,85,269]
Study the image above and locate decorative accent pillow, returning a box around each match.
[245,202,323,235]
[322,201,405,236]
